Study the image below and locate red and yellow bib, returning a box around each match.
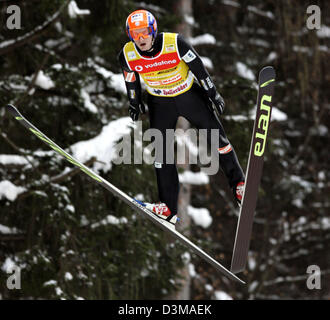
[123,33,194,97]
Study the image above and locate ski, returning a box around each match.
[6,104,245,284]
[231,66,276,274]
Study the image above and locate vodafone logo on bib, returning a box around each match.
[129,52,180,73]
[145,59,177,69]
[134,60,177,73]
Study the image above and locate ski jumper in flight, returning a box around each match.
[118,9,245,226]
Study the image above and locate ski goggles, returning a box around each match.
[129,27,153,41]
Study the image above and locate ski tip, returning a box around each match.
[6,104,20,117]
[260,65,275,72]
[7,104,16,110]
[259,66,276,79]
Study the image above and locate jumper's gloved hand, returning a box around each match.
[128,102,145,121]
[209,91,225,116]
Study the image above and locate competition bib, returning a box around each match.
[123,33,194,97]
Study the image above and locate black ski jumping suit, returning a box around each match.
[118,32,244,215]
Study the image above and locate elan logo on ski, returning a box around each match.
[231,66,276,274]
[254,94,272,157]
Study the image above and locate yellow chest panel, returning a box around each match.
[123,33,194,97]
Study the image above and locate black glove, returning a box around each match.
[209,92,225,115]
[128,102,145,121]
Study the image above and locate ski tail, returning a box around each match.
[230,66,276,274]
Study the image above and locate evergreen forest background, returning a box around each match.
[0,0,329,299]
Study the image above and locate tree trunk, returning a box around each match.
[169,0,193,300]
